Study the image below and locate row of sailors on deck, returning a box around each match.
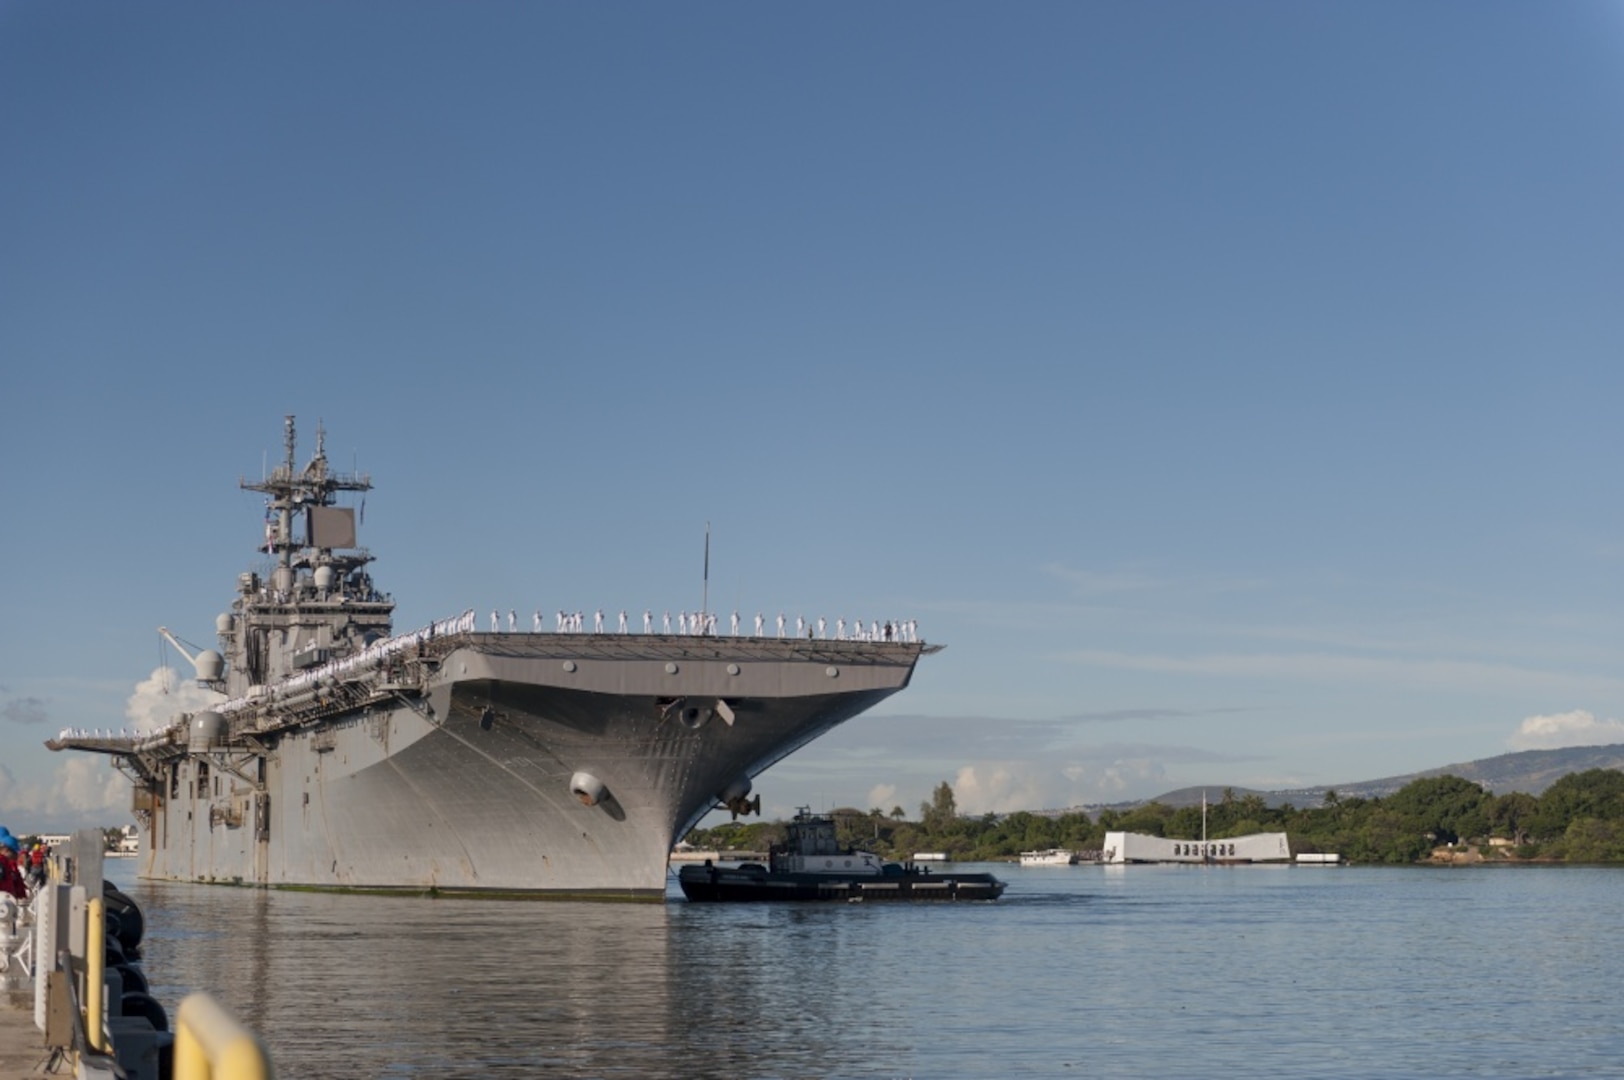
[490,609,920,643]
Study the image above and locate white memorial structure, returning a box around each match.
[1101,831,1292,864]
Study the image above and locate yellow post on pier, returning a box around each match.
[85,896,106,1053]
[174,992,274,1080]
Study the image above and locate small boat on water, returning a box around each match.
[1019,848,1077,866]
[677,809,1006,902]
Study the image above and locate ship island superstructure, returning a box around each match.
[48,417,939,900]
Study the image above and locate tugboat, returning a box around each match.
[677,809,1006,902]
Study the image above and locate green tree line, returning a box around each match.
[683,770,1624,864]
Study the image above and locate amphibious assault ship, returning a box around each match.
[48,417,938,900]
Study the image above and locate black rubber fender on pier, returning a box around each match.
[116,962,150,996]
[103,881,145,954]
[120,991,169,1033]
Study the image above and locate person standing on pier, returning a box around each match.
[0,839,25,901]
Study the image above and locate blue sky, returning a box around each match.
[5,2,1624,831]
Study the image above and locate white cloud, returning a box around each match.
[946,756,1175,814]
[867,784,898,812]
[56,757,128,814]
[0,757,130,832]
[1509,709,1624,751]
[952,764,1050,815]
[0,668,209,831]
[1098,757,1167,796]
[125,667,222,733]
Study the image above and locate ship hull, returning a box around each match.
[50,419,938,902]
[133,637,922,899]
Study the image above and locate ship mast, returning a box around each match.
[229,415,389,693]
[242,415,372,567]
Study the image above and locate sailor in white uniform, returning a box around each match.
[595,610,605,634]
[754,612,764,637]
[644,610,653,634]
[619,610,628,634]
[731,611,740,636]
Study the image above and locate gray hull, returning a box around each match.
[134,635,924,899]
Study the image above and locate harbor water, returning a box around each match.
[128,863,1624,1078]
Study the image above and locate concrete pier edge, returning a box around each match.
[0,994,48,1080]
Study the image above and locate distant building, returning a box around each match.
[1102,831,1291,864]
[31,827,138,853]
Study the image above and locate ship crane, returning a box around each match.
[158,626,227,687]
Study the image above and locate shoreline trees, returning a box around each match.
[683,768,1624,864]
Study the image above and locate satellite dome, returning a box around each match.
[196,650,225,682]
[189,711,227,752]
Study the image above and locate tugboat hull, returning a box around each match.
[677,863,1006,902]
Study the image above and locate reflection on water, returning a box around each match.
[128,865,1624,1078]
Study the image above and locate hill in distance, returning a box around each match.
[1116,743,1624,812]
